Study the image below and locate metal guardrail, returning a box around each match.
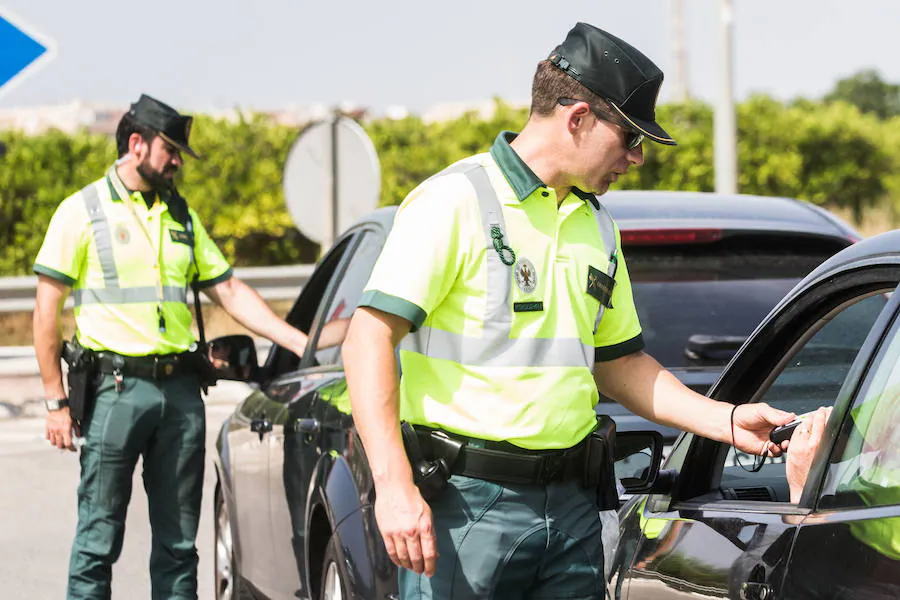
[0,265,310,376]
[0,264,315,313]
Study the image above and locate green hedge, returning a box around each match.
[1,97,899,276]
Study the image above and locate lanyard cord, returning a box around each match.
[107,165,167,332]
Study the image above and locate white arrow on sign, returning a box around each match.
[0,9,55,100]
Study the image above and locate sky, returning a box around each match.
[2,0,899,115]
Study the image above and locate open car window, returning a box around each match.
[820,300,900,511]
[716,292,889,502]
[262,235,356,380]
[667,274,898,506]
[309,230,384,367]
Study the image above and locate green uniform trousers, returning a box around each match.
[399,475,607,599]
[67,371,206,600]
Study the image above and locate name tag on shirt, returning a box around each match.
[587,265,615,308]
[169,229,192,245]
[513,301,544,313]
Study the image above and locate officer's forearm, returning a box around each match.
[343,307,414,486]
[594,351,731,442]
[206,276,307,355]
[33,277,68,399]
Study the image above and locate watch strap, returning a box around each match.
[45,398,69,411]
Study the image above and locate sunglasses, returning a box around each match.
[557,98,645,150]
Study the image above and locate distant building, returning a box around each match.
[0,101,123,135]
[0,99,525,135]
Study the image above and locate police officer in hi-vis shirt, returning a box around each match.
[33,94,309,599]
[342,23,797,599]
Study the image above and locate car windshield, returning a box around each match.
[625,238,846,369]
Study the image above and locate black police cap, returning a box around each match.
[549,23,676,146]
[127,94,200,158]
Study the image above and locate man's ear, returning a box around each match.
[129,133,145,156]
[565,102,592,134]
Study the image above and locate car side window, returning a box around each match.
[820,302,900,510]
[720,292,889,497]
[753,293,888,415]
[264,236,354,379]
[311,230,384,366]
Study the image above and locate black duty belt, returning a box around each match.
[95,351,195,380]
[416,428,588,485]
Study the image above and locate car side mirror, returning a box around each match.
[208,334,259,383]
[614,430,664,494]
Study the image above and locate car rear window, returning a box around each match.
[624,235,849,369]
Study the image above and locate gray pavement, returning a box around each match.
[0,378,251,599]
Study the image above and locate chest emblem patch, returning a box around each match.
[514,258,538,294]
[114,224,130,244]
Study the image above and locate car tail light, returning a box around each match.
[621,229,723,245]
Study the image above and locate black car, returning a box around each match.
[210,192,860,600]
[611,229,900,599]
[598,191,858,441]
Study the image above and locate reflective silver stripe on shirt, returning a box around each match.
[81,182,118,288]
[403,326,593,368]
[73,285,187,306]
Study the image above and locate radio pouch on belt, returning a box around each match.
[62,339,97,429]
[585,415,619,510]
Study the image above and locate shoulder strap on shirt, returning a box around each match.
[166,187,207,348]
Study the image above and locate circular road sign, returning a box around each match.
[283,116,381,247]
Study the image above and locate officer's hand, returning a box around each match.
[46,406,77,452]
[374,480,438,577]
[731,402,796,458]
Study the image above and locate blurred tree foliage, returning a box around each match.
[825,69,900,120]
[2,91,900,276]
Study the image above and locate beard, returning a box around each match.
[136,154,178,191]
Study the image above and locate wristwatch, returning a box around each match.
[45,398,69,411]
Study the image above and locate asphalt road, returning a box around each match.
[0,384,246,600]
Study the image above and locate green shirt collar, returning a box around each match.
[106,165,168,208]
[489,131,599,209]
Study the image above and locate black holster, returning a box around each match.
[61,339,97,427]
[584,415,619,510]
[189,343,218,393]
[400,422,461,501]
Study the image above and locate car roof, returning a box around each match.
[805,228,900,281]
[600,190,859,240]
[357,191,859,242]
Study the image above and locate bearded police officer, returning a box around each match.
[342,23,797,599]
[33,94,308,599]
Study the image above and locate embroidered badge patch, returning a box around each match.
[587,265,615,308]
[114,224,130,244]
[514,258,537,294]
[169,229,192,245]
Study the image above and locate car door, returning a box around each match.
[612,265,900,600]
[229,233,357,597]
[781,293,900,598]
[266,227,387,600]
[228,388,286,587]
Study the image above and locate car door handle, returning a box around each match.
[740,582,774,600]
[250,416,273,442]
[293,418,321,434]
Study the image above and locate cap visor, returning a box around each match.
[608,103,677,146]
[159,132,201,159]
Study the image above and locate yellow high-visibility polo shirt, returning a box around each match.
[33,167,232,356]
[360,132,644,450]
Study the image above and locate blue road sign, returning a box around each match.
[0,13,52,95]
